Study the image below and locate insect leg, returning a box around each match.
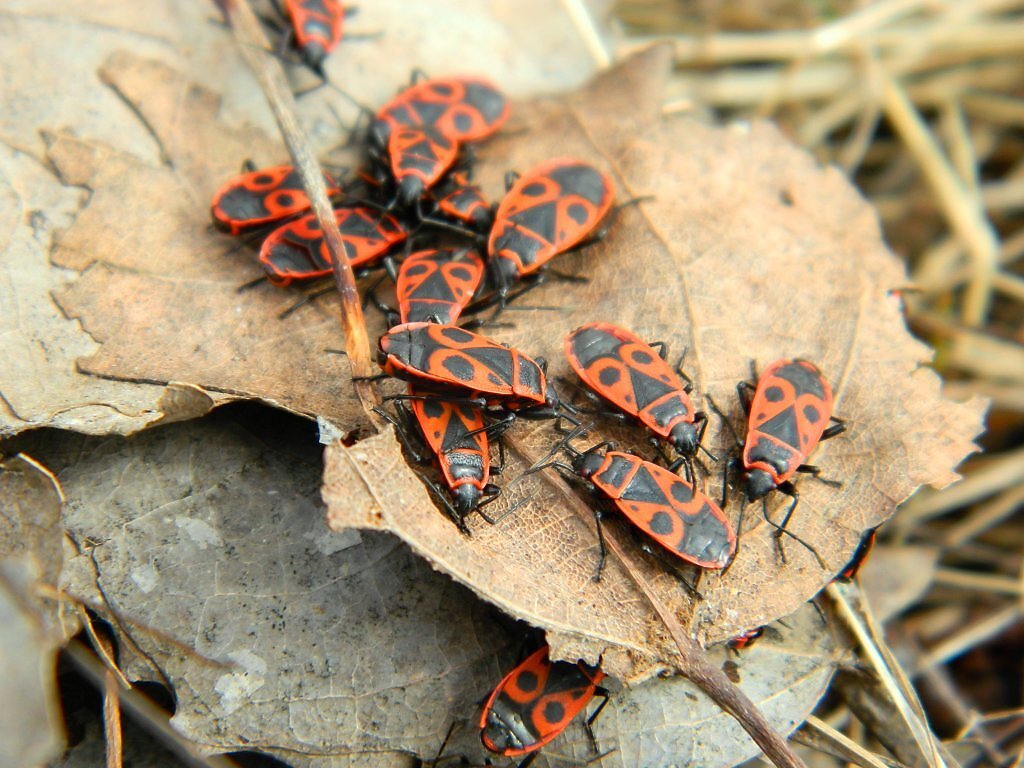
[236,275,268,293]
[592,509,608,582]
[428,720,458,768]
[693,413,718,463]
[705,394,741,446]
[673,346,696,394]
[279,284,335,319]
[736,380,756,416]
[821,418,847,440]
[647,340,668,360]
[419,473,473,534]
[372,403,429,465]
[796,463,843,488]
[765,487,825,569]
[583,690,610,754]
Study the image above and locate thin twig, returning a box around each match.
[880,73,998,326]
[918,605,1020,670]
[799,715,893,768]
[943,484,1024,547]
[97,632,124,768]
[609,530,809,768]
[897,446,1024,529]
[933,568,1024,597]
[65,640,238,768]
[560,0,611,68]
[825,583,953,768]
[220,0,381,420]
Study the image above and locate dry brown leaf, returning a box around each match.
[46,413,510,762]
[0,0,275,437]
[0,141,179,436]
[33,409,835,767]
[45,52,366,429]
[324,46,987,678]
[10,0,597,439]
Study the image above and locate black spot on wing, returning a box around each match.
[566,202,588,224]
[440,326,474,344]
[492,225,545,269]
[409,269,458,303]
[516,669,539,692]
[677,500,732,565]
[542,700,565,725]
[406,99,448,128]
[544,661,595,695]
[569,326,625,367]
[463,82,507,123]
[218,187,275,221]
[422,399,444,418]
[647,394,690,427]
[775,361,826,399]
[670,481,694,504]
[592,453,633,493]
[517,355,544,398]
[547,164,609,206]
[746,434,796,477]
[463,346,516,386]
[649,511,675,535]
[442,355,476,382]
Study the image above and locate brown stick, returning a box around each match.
[220,0,380,419]
[602,528,809,768]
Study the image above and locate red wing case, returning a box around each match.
[211,165,339,235]
[743,359,834,486]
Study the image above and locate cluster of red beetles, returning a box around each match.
[209,3,878,764]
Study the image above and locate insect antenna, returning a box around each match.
[524,422,590,475]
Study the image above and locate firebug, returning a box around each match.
[481,644,607,767]
[210,163,339,236]
[564,322,710,480]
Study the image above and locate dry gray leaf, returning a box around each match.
[859,545,940,624]
[0,455,68,764]
[41,411,515,763]
[529,602,839,768]
[0,557,65,768]
[325,46,987,677]
[0,453,67,630]
[33,408,834,766]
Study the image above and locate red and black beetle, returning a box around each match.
[565,322,710,479]
[210,163,340,236]
[481,645,608,768]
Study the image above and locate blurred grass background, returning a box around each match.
[602,1,1023,766]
